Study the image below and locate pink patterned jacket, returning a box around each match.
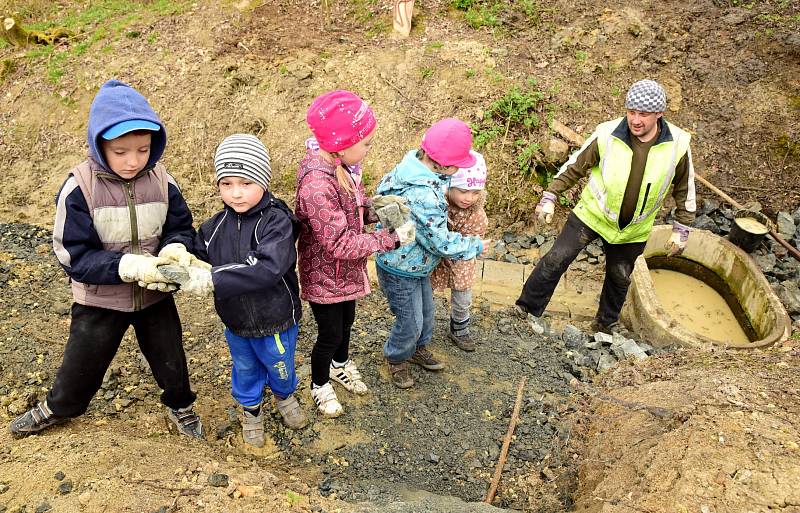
[295,149,399,303]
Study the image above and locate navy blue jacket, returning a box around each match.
[193,193,302,337]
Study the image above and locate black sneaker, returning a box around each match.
[409,347,445,371]
[9,401,67,437]
[167,405,205,439]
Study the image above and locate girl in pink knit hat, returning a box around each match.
[295,90,414,417]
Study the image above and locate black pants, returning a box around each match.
[516,212,646,326]
[46,297,196,418]
[309,300,356,387]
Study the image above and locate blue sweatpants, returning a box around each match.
[224,324,299,408]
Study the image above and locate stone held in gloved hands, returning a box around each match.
[118,253,173,284]
[376,203,408,230]
[158,243,212,271]
[396,221,416,246]
[158,264,215,297]
[534,191,557,224]
[665,221,690,257]
[372,194,410,216]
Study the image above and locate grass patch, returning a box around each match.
[18,0,191,84]
[471,82,564,221]
[451,0,545,29]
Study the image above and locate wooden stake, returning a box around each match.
[392,0,415,37]
[484,376,527,505]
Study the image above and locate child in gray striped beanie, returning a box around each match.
[214,133,272,191]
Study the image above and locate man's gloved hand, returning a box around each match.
[158,243,211,271]
[376,203,407,230]
[118,254,173,284]
[395,221,416,246]
[534,191,557,224]
[158,264,215,298]
[372,195,410,216]
[665,221,691,257]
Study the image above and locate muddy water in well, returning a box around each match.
[650,269,750,344]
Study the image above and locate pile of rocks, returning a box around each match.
[489,231,605,269]
[559,324,658,377]
[671,199,800,328]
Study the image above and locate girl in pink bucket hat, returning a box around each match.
[374,118,491,389]
[295,90,415,417]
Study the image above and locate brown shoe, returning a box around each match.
[409,347,445,371]
[448,330,476,352]
[387,360,414,389]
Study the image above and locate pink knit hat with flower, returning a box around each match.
[306,90,377,152]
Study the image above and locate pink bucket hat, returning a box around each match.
[421,118,476,168]
[306,90,377,153]
[450,151,487,190]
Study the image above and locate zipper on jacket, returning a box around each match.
[124,181,142,311]
[639,183,652,216]
[282,277,297,326]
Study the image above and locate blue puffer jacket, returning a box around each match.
[375,150,483,277]
[192,193,302,338]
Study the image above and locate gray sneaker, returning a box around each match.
[167,405,204,439]
[9,401,67,437]
[241,408,265,447]
[275,395,308,430]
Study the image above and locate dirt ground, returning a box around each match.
[1,0,799,512]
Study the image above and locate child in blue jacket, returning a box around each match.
[375,118,490,389]
[162,134,306,448]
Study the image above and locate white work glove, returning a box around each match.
[395,221,416,246]
[372,195,410,216]
[158,264,215,298]
[665,221,691,257]
[138,280,178,292]
[158,243,212,271]
[376,203,407,230]
[534,191,557,224]
[118,254,173,284]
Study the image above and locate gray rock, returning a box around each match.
[776,212,796,238]
[752,252,777,273]
[777,280,800,315]
[561,324,587,349]
[587,257,599,265]
[208,473,229,487]
[53,472,65,481]
[0,483,8,494]
[594,332,613,345]
[539,240,555,257]
[693,214,719,233]
[35,502,51,513]
[493,242,507,256]
[502,232,517,244]
[619,340,648,360]
[535,235,545,246]
[699,198,720,216]
[585,244,603,258]
[597,353,617,372]
[793,205,800,227]
[57,480,73,495]
[638,342,655,354]
[584,340,602,350]
[576,251,589,262]
[502,253,519,264]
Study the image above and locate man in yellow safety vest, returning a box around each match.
[516,79,696,335]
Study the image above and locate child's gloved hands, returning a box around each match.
[158,264,215,298]
[158,243,211,271]
[534,191,557,224]
[376,203,407,230]
[118,254,173,285]
[372,195,410,216]
[396,221,416,246]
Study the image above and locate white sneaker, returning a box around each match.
[330,359,369,395]
[311,382,343,418]
[240,408,265,448]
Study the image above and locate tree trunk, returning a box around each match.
[2,16,30,46]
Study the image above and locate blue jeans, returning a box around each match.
[224,324,299,407]
[377,266,434,363]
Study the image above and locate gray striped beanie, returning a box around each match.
[625,79,667,113]
[214,134,272,190]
